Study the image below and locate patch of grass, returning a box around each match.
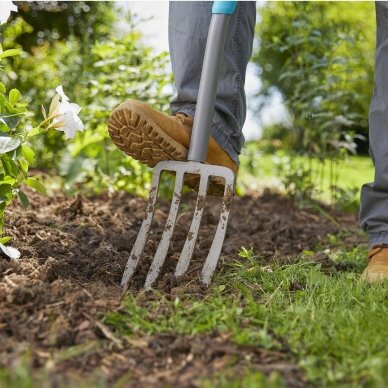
[202,369,283,388]
[0,358,40,388]
[0,361,107,388]
[106,244,388,386]
[0,345,107,388]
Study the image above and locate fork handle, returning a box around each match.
[187,1,237,163]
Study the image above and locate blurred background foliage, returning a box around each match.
[2,1,172,195]
[246,1,375,206]
[253,1,374,154]
[1,1,376,209]
[13,2,117,51]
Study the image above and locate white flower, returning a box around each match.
[0,2,18,25]
[50,85,84,139]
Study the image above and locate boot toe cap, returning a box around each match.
[361,265,388,282]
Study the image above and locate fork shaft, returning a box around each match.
[188,14,231,163]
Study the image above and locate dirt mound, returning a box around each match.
[0,189,360,385]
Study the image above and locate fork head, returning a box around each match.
[120,160,235,293]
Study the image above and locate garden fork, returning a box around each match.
[121,1,237,292]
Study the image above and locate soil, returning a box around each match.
[0,188,362,386]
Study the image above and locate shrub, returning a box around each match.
[2,4,173,195]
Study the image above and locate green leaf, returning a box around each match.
[2,176,16,185]
[17,190,29,209]
[3,101,21,114]
[7,145,22,161]
[0,136,20,154]
[2,158,19,177]
[0,94,5,110]
[0,123,10,133]
[9,89,21,105]
[21,145,35,164]
[0,236,11,244]
[17,159,29,175]
[0,183,12,197]
[25,177,46,195]
[0,114,20,129]
[0,83,6,94]
[27,127,44,138]
[0,49,22,59]
[0,116,9,129]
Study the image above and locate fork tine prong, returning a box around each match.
[175,175,209,277]
[144,170,184,290]
[201,181,234,285]
[120,168,162,290]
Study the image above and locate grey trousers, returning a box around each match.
[360,2,388,247]
[168,1,256,165]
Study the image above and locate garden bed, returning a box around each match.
[0,189,360,386]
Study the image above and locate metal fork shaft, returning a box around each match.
[188,14,231,163]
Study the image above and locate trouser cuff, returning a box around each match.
[369,232,388,248]
[174,104,240,166]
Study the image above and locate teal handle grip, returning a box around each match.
[212,1,237,15]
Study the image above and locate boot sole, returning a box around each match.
[108,104,227,197]
[108,105,188,167]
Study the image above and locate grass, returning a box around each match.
[202,370,283,388]
[104,241,388,387]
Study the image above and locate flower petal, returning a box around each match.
[48,93,60,117]
[52,110,84,139]
[0,2,18,25]
[55,85,69,102]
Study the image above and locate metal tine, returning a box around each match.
[201,180,234,285]
[120,167,162,290]
[144,170,185,289]
[175,174,209,277]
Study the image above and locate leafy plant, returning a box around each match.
[0,23,84,252]
[0,45,42,248]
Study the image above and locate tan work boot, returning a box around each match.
[108,100,238,196]
[361,246,388,282]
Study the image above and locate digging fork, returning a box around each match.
[121,1,238,292]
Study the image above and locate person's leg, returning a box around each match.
[360,2,388,281]
[360,2,388,246]
[168,1,256,165]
